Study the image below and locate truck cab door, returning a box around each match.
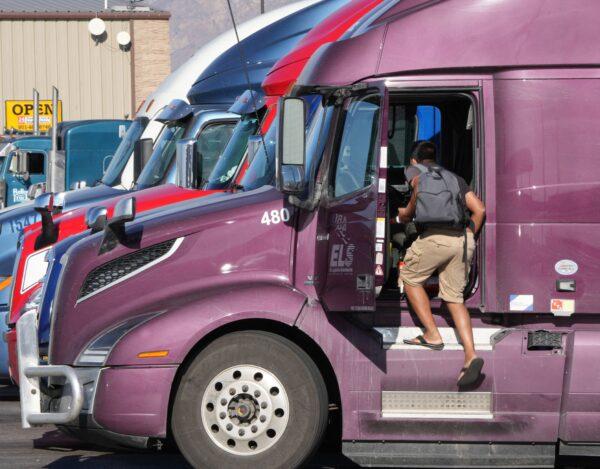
[318,89,386,312]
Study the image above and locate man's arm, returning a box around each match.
[465,191,486,235]
[398,178,418,223]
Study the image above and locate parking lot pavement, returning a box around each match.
[6,383,598,469]
[0,384,350,469]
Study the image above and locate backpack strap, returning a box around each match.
[414,163,429,174]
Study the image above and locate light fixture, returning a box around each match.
[88,17,106,37]
[116,31,131,47]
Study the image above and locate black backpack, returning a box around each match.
[413,164,468,230]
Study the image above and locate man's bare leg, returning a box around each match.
[405,284,443,344]
[445,301,477,366]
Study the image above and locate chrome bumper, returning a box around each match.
[17,310,83,428]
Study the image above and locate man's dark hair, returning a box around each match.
[410,140,437,162]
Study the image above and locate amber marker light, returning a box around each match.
[137,350,169,359]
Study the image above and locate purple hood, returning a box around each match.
[49,186,296,365]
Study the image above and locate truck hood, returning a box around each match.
[49,186,295,365]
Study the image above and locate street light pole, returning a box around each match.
[260,0,265,14]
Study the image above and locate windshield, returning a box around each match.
[205,116,259,190]
[241,95,328,192]
[101,117,148,187]
[135,122,186,189]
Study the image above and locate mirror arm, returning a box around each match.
[287,178,324,211]
[99,222,126,255]
[34,211,58,250]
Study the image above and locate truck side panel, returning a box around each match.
[493,76,600,314]
[559,331,600,442]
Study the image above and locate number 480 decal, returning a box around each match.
[261,208,291,226]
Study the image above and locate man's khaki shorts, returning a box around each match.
[399,229,475,303]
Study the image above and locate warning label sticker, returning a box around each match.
[551,299,575,317]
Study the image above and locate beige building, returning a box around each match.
[0,0,170,132]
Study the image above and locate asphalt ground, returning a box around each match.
[0,383,353,468]
[2,383,599,469]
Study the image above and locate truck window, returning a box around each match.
[240,95,325,193]
[136,122,186,189]
[332,95,381,198]
[27,153,45,175]
[198,122,236,186]
[205,116,258,190]
[101,117,148,187]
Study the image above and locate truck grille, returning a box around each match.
[79,239,177,300]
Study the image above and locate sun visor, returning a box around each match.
[228,90,266,115]
[155,99,195,123]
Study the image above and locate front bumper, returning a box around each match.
[16,310,175,448]
[17,310,84,428]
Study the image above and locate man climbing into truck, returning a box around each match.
[398,141,486,386]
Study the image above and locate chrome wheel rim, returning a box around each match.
[201,364,290,455]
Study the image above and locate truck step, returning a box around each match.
[381,391,493,420]
[342,441,555,468]
[374,327,503,351]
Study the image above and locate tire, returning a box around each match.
[172,330,329,469]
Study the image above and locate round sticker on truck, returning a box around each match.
[555,259,578,276]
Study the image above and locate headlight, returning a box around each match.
[75,312,161,366]
[21,248,51,293]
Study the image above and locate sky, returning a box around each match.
[146,0,300,69]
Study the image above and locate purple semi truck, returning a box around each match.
[16,0,600,467]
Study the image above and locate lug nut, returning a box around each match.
[260,415,266,423]
[242,385,249,392]
[254,390,261,398]
[229,388,236,395]
[261,402,267,409]
[221,398,227,405]
[251,425,258,433]
[226,423,233,431]
[239,429,245,436]
[219,412,226,419]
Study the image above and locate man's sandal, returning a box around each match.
[457,357,484,386]
[402,335,445,351]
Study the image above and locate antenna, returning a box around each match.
[225,0,269,175]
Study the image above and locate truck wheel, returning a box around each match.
[171,330,328,469]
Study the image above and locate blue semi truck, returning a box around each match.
[0,120,130,209]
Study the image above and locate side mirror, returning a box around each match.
[70,180,87,190]
[85,206,108,233]
[108,197,136,228]
[33,191,65,213]
[16,151,30,181]
[102,154,113,174]
[277,97,306,195]
[175,138,200,189]
[99,196,136,254]
[27,182,46,200]
[247,135,263,166]
[32,192,64,249]
[133,138,154,180]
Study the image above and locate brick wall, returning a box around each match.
[131,19,171,114]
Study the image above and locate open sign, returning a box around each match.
[4,100,63,133]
